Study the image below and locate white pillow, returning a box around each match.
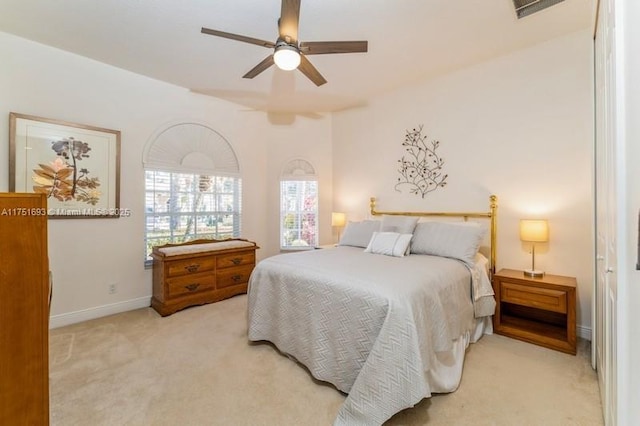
[410,221,486,267]
[338,220,381,248]
[364,232,413,257]
[381,215,419,234]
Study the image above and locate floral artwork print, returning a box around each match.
[32,137,102,205]
[395,125,448,198]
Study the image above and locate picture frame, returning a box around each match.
[9,112,121,218]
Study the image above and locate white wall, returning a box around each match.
[332,30,594,334]
[620,0,640,421]
[263,115,333,252]
[0,31,332,326]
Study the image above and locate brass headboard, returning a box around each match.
[369,195,498,276]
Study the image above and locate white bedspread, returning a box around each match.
[247,246,495,425]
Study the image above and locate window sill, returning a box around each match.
[280,246,315,252]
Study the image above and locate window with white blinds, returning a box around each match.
[143,123,241,261]
[280,159,318,249]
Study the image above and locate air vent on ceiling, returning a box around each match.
[512,0,566,19]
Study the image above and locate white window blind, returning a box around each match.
[280,159,318,249]
[143,123,241,261]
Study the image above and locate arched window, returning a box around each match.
[143,122,241,261]
[280,159,318,249]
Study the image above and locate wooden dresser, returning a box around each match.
[151,238,259,316]
[0,193,50,425]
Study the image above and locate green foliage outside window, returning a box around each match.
[281,180,318,248]
[145,170,241,261]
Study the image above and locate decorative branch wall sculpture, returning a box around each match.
[395,125,448,198]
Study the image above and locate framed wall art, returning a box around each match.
[9,112,121,218]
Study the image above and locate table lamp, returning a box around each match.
[519,219,549,277]
[332,212,346,243]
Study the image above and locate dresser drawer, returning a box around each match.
[216,265,254,288]
[166,256,216,277]
[167,274,215,298]
[216,251,255,269]
[501,281,567,313]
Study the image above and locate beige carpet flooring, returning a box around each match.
[49,294,603,425]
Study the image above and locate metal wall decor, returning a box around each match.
[395,125,448,198]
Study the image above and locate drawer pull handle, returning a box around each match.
[231,258,242,265]
[231,274,243,283]
[185,264,200,273]
[184,283,200,292]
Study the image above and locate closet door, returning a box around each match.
[594,0,618,424]
[0,193,49,424]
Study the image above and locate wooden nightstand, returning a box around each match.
[492,269,577,355]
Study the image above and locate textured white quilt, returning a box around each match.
[247,246,494,425]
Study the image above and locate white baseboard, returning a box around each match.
[49,296,151,329]
[578,324,592,341]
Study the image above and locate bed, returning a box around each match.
[247,196,498,425]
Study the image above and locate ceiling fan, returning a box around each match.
[200,0,368,86]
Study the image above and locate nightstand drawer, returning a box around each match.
[501,281,567,313]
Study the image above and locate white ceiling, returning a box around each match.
[0,0,593,114]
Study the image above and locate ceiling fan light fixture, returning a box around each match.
[273,44,300,71]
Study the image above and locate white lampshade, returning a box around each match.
[520,219,549,278]
[519,219,549,243]
[331,212,346,227]
[273,45,300,71]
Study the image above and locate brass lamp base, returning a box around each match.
[524,269,545,278]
